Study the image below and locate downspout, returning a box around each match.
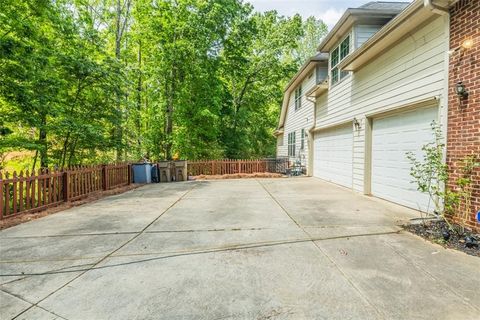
[425,0,449,213]
[306,96,316,177]
[424,0,449,15]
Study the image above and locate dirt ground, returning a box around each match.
[404,220,479,257]
[192,172,284,180]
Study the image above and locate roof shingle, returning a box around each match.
[358,1,411,11]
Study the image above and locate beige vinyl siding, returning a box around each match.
[279,71,316,165]
[315,15,448,193]
[355,25,382,48]
[276,135,286,157]
[316,66,328,83]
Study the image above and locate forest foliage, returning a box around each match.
[0,0,327,171]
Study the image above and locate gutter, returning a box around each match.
[277,53,328,130]
[341,0,452,71]
[317,8,407,52]
[283,53,328,93]
[424,0,449,15]
[340,0,425,71]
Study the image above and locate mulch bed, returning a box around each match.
[192,173,285,180]
[403,219,479,257]
[0,184,142,230]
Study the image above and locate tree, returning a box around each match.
[219,11,303,158]
[293,16,328,64]
[1,0,328,170]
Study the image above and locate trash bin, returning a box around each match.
[173,160,187,182]
[158,161,171,183]
[151,164,159,183]
[132,163,152,183]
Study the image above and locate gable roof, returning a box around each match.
[317,1,409,52]
[284,53,328,93]
[276,53,328,132]
[340,0,450,71]
[359,1,411,10]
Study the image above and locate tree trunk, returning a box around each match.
[136,40,142,147]
[164,67,176,160]
[61,132,70,168]
[39,115,48,168]
[113,0,131,161]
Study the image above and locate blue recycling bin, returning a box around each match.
[132,163,152,184]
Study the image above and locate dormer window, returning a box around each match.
[294,85,302,110]
[330,34,351,85]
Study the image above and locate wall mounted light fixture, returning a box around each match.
[353,117,361,130]
[461,39,474,50]
[448,38,475,55]
[455,81,468,99]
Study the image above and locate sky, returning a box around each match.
[247,0,412,30]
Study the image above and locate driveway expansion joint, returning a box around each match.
[383,240,480,313]
[9,183,199,320]
[255,179,386,319]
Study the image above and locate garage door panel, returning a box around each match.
[314,124,353,188]
[371,106,438,212]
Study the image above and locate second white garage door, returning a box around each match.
[371,106,438,212]
[314,124,353,188]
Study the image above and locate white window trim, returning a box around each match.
[300,128,305,150]
[288,132,296,157]
[330,32,352,87]
[294,85,302,111]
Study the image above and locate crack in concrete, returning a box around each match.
[0,227,273,239]
[0,231,401,270]
[383,239,480,313]
[1,288,69,320]
[10,184,199,320]
[255,178,386,320]
[0,231,139,239]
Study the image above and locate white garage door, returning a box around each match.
[314,124,353,188]
[371,106,438,212]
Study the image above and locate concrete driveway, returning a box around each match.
[1,178,479,319]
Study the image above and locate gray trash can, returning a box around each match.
[132,163,152,183]
[158,161,171,183]
[173,160,187,182]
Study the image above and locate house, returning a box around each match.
[275,53,328,174]
[277,0,455,214]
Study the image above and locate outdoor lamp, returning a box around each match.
[461,39,474,50]
[455,81,468,99]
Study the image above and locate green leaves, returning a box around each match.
[1,0,328,168]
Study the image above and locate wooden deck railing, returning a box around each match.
[0,163,132,219]
[187,158,289,176]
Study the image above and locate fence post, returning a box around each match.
[63,171,70,202]
[102,165,108,191]
[211,161,215,175]
[238,161,241,173]
[127,164,132,185]
[0,175,3,219]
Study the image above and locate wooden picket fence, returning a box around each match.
[187,158,289,176]
[0,163,131,219]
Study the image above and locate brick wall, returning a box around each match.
[447,0,480,231]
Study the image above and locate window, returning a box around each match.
[294,85,302,110]
[330,35,350,85]
[288,132,296,157]
[300,129,305,150]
